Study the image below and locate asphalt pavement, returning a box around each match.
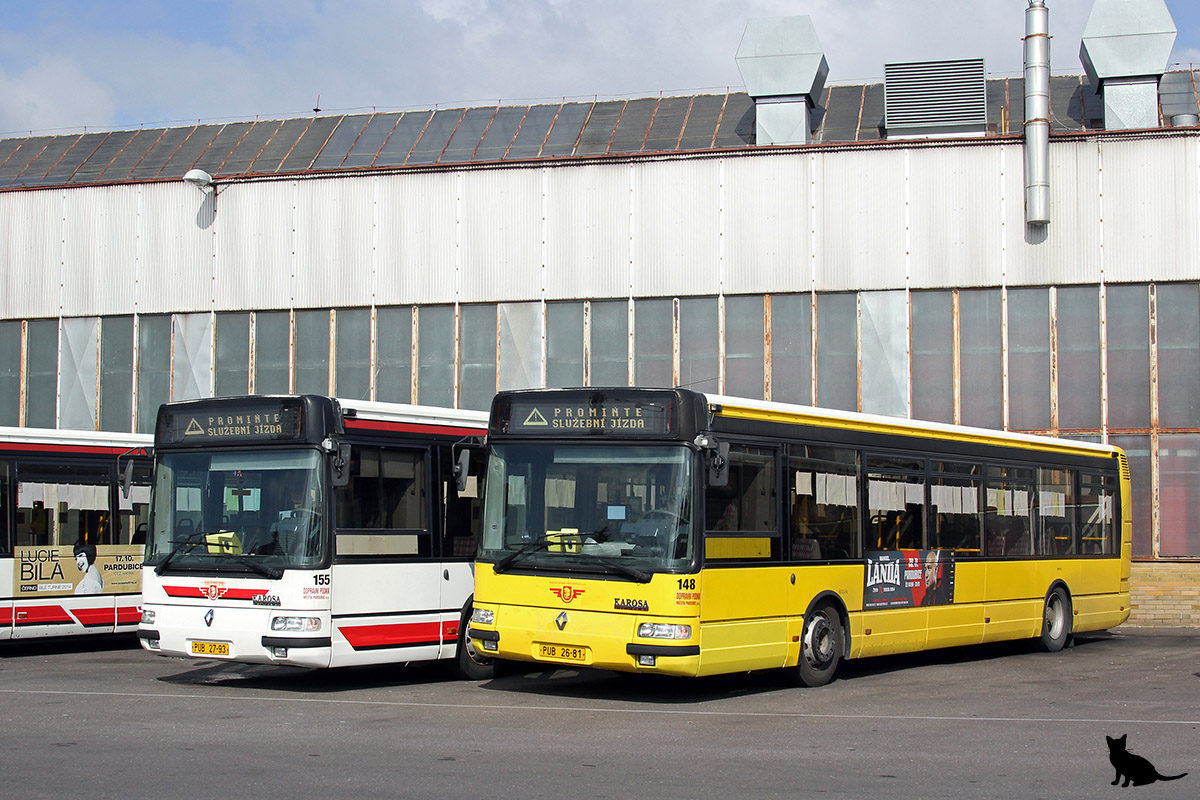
[1,627,1197,799]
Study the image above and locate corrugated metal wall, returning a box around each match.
[2,133,1198,321]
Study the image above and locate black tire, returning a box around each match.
[454,605,495,681]
[792,603,842,688]
[1038,586,1072,653]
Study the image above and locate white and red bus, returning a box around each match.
[138,395,494,678]
[1,427,153,640]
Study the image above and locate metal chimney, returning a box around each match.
[1024,0,1051,226]
[1079,0,1177,130]
[736,16,829,145]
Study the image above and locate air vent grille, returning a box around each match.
[884,59,988,136]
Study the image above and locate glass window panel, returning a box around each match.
[254,311,291,396]
[679,297,718,393]
[705,445,780,562]
[860,291,908,418]
[440,107,495,163]
[984,470,1035,557]
[1158,433,1200,557]
[474,106,527,161]
[931,466,982,555]
[1105,285,1151,429]
[816,293,857,412]
[312,115,371,169]
[546,302,584,388]
[0,320,20,426]
[459,304,497,412]
[159,125,221,181]
[26,320,59,429]
[643,96,690,151]
[248,118,309,173]
[1110,434,1152,558]
[540,103,593,158]
[100,316,134,432]
[335,309,371,401]
[911,291,954,423]
[634,299,673,388]
[136,315,170,434]
[220,120,282,174]
[374,112,426,167]
[407,109,464,166]
[506,105,559,159]
[866,470,925,550]
[294,310,330,395]
[499,303,542,393]
[959,289,1002,429]
[608,98,657,154]
[679,95,725,150]
[725,295,764,400]
[171,313,212,402]
[0,461,8,554]
[417,306,454,407]
[590,300,628,387]
[574,101,624,156]
[1057,286,1101,430]
[1008,287,1051,431]
[789,444,859,559]
[215,312,250,397]
[770,294,811,406]
[279,116,341,173]
[1037,467,1076,555]
[1078,472,1117,555]
[376,306,412,404]
[1156,284,1200,428]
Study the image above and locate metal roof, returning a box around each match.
[0,71,1196,191]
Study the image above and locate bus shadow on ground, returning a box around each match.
[155,658,464,692]
[477,632,1124,704]
[0,633,142,658]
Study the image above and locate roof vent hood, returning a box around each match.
[736,16,829,145]
[1079,0,1177,130]
[1159,70,1199,127]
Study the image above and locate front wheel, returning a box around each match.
[790,604,842,687]
[454,606,495,680]
[1038,586,1072,652]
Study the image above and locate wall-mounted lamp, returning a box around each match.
[182,168,214,189]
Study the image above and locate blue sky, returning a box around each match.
[1,0,1197,135]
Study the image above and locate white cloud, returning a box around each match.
[0,57,115,135]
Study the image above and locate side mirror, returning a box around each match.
[332,444,352,487]
[120,458,135,499]
[454,447,471,494]
[708,441,730,487]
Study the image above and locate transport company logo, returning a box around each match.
[550,585,585,603]
[201,581,228,601]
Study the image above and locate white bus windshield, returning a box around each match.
[147,449,325,572]
[481,444,694,576]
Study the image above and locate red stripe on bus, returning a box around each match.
[344,419,484,437]
[0,607,12,625]
[71,607,117,627]
[116,606,143,625]
[162,586,264,600]
[339,621,444,649]
[0,443,150,456]
[13,605,75,625]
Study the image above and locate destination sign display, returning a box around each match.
[157,400,303,445]
[503,398,674,436]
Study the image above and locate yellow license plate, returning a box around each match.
[537,643,588,662]
[191,640,230,657]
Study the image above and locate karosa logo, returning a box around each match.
[550,585,585,603]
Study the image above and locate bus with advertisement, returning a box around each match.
[137,394,495,678]
[467,387,1131,686]
[1,427,153,640]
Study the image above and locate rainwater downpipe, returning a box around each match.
[1024,0,1051,225]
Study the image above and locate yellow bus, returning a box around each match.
[468,388,1130,686]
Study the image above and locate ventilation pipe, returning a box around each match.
[736,16,829,145]
[1023,0,1051,226]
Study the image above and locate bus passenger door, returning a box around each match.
[439,446,487,654]
[330,445,445,667]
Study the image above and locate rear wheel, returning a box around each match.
[1038,586,1072,652]
[791,603,842,687]
[454,605,495,680]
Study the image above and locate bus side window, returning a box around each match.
[441,447,484,559]
[0,461,8,555]
[1078,473,1117,555]
[788,445,859,561]
[930,461,983,556]
[704,445,780,561]
[334,446,430,558]
[984,466,1035,557]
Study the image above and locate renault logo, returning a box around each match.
[204,609,214,628]
[555,611,568,631]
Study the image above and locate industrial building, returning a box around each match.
[0,1,1197,620]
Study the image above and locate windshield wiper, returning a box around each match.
[591,556,652,583]
[153,530,209,576]
[221,555,284,580]
[493,528,608,574]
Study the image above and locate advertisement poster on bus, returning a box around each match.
[863,549,955,609]
[13,545,144,597]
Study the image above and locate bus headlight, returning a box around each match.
[470,607,495,625]
[270,616,321,632]
[637,623,691,640]
[140,609,155,625]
